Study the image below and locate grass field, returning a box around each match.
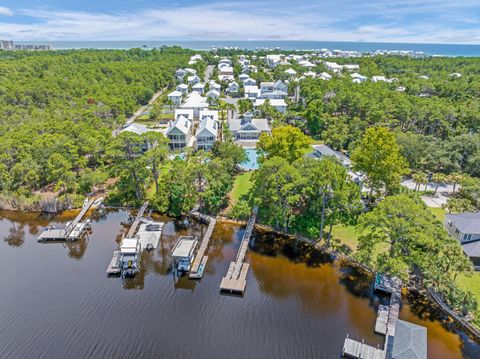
[230,172,253,205]
[456,272,480,303]
[429,206,446,222]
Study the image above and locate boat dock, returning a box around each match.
[342,274,405,359]
[37,198,96,242]
[342,336,384,359]
[126,201,149,238]
[219,206,258,294]
[189,212,216,279]
[137,221,164,250]
[106,250,121,275]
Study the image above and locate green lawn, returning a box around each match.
[429,206,446,222]
[230,172,253,205]
[456,272,480,304]
[331,224,360,251]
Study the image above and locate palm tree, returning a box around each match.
[432,173,446,196]
[447,172,463,194]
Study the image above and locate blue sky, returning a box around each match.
[0,0,480,43]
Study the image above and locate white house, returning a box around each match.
[265,54,283,68]
[196,116,219,151]
[175,68,186,80]
[228,112,271,141]
[226,81,239,94]
[450,72,462,78]
[167,90,183,106]
[184,68,197,75]
[260,82,275,93]
[120,123,150,136]
[190,54,202,62]
[199,109,219,123]
[351,73,367,82]
[219,66,234,82]
[372,76,387,83]
[174,109,194,121]
[165,115,193,150]
[285,68,297,76]
[254,99,287,114]
[206,89,220,99]
[244,86,260,99]
[298,60,316,68]
[181,92,208,117]
[192,82,205,94]
[238,73,250,81]
[318,72,332,80]
[176,83,189,94]
[261,90,287,100]
[218,58,232,67]
[187,75,201,85]
[242,77,257,86]
[343,64,360,72]
[445,212,480,268]
[305,71,317,78]
[209,81,221,92]
[274,80,288,93]
[324,61,343,73]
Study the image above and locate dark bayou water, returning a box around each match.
[0,208,479,359]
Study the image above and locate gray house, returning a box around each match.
[445,212,480,268]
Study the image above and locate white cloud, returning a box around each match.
[0,2,478,44]
[0,6,13,16]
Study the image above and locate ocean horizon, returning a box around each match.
[13,40,480,57]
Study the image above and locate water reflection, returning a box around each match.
[0,210,478,358]
[3,220,25,247]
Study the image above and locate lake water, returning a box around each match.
[15,40,480,57]
[0,208,478,358]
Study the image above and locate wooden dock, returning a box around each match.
[342,337,384,359]
[126,202,149,238]
[38,198,96,242]
[106,250,121,275]
[219,206,258,294]
[189,214,216,279]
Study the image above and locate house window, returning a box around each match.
[463,234,472,242]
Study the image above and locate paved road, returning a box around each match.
[204,65,214,83]
[125,89,165,126]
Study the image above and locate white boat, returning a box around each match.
[120,237,141,277]
[171,236,198,274]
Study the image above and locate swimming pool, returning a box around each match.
[240,148,260,170]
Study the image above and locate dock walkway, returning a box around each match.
[342,275,402,358]
[219,206,258,294]
[189,211,216,279]
[126,202,149,238]
[38,198,96,242]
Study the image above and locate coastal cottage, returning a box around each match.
[199,109,219,123]
[167,90,183,106]
[218,66,234,82]
[244,86,260,100]
[209,81,221,92]
[120,123,150,136]
[181,92,208,117]
[187,75,201,85]
[226,81,239,95]
[242,77,257,86]
[274,80,288,93]
[254,98,287,114]
[174,109,194,121]
[324,61,343,73]
[319,72,332,80]
[196,116,219,151]
[260,82,275,93]
[175,68,187,80]
[372,76,387,83]
[228,112,271,141]
[265,54,283,68]
[184,68,197,75]
[176,83,189,94]
[285,68,297,76]
[165,115,193,150]
[192,83,205,94]
[206,89,220,99]
[238,73,250,82]
[343,64,360,72]
[445,212,480,268]
[351,73,367,82]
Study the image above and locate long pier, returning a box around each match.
[37,198,96,242]
[189,211,216,279]
[126,202,149,238]
[219,206,258,294]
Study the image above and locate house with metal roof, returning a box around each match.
[180,92,208,117]
[390,320,427,359]
[253,98,287,114]
[195,116,219,151]
[167,90,183,105]
[445,212,480,268]
[165,115,193,150]
[228,112,271,141]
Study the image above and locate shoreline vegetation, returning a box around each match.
[2,47,480,345]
